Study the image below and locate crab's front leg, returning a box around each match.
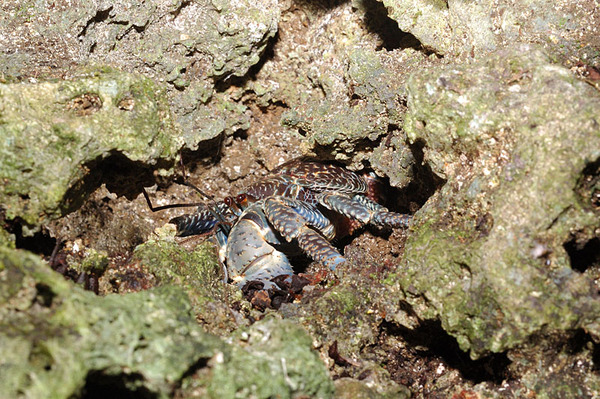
[317,192,412,228]
[169,209,232,283]
[263,196,346,271]
[169,207,219,237]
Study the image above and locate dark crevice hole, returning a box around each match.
[133,24,146,34]
[566,329,600,372]
[78,371,158,399]
[381,319,512,386]
[178,134,228,175]
[576,157,600,210]
[10,222,57,257]
[564,236,600,273]
[34,283,56,307]
[78,7,113,38]
[360,0,423,51]
[232,129,249,140]
[388,139,446,213]
[214,31,278,92]
[178,357,209,381]
[61,151,171,217]
[170,0,192,18]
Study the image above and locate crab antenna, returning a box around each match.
[142,188,205,212]
[143,174,233,235]
[176,178,215,202]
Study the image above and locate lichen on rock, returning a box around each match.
[380,0,600,63]
[0,246,222,398]
[393,44,600,359]
[0,245,336,399]
[0,68,181,231]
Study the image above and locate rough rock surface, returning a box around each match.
[0,245,332,399]
[0,69,180,231]
[380,0,600,62]
[399,44,600,357]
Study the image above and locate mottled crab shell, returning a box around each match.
[244,160,368,204]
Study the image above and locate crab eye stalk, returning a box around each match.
[236,193,248,209]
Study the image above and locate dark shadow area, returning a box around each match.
[179,133,228,171]
[178,357,210,381]
[78,371,158,399]
[381,319,511,386]
[9,221,57,257]
[576,157,600,211]
[61,151,172,216]
[360,0,423,51]
[593,338,600,373]
[213,30,279,93]
[563,329,600,374]
[564,236,600,273]
[78,6,114,38]
[566,329,600,371]
[34,282,57,307]
[4,150,171,262]
[524,329,600,376]
[386,139,446,214]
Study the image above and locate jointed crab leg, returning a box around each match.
[263,197,336,240]
[263,196,345,270]
[317,192,412,228]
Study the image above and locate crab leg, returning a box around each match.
[263,196,345,270]
[169,208,219,237]
[317,192,412,228]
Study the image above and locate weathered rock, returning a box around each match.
[3,0,600,397]
[77,0,277,146]
[380,0,600,63]
[77,0,279,80]
[241,1,427,168]
[0,246,221,398]
[204,317,335,399]
[391,44,600,358]
[506,332,600,398]
[0,69,180,231]
[130,231,245,335]
[0,245,335,399]
[0,0,276,149]
[282,48,412,166]
[334,377,410,399]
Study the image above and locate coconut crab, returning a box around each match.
[143,159,411,290]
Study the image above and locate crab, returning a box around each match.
[144,159,411,290]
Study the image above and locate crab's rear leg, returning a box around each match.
[263,196,346,271]
[317,192,412,228]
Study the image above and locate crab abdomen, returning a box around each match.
[225,203,294,289]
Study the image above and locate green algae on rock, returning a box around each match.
[393,44,600,358]
[0,245,336,399]
[75,0,277,147]
[0,69,181,230]
[281,48,416,166]
[0,246,221,398]
[204,317,335,399]
[130,232,244,335]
